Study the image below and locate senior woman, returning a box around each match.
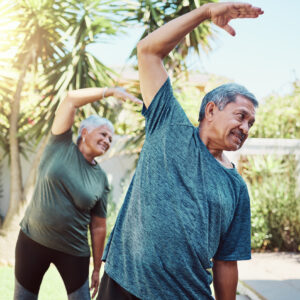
[14,87,141,300]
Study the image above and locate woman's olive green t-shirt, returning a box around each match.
[21,130,109,257]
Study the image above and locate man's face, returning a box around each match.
[210,95,256,151]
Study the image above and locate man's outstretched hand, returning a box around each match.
[206,2,264,36]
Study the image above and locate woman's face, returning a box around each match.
[83,125,113,157]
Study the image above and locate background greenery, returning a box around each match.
[243,83,300,252]
[241,155,300,252]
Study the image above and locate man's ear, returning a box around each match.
[204,102,217,121]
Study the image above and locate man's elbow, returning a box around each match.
[137,39,150,57]
[137,39,164,60]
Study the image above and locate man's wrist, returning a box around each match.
[200,3,213,20]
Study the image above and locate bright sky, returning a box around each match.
[89,0,300,101]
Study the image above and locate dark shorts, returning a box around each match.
[15,230,90,295]
[97,272,141,300]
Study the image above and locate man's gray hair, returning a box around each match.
[77,115,114,145]
[198,83,258,122]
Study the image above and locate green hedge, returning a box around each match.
[250,86,300,139]
[241,155,300,251]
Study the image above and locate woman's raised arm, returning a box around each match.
[51,87,142,135]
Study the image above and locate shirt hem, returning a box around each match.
[104,265,142,299]
[213,254,251,261]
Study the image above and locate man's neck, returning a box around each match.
[198,126,233,169]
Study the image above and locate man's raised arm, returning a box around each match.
[137,2,263,108]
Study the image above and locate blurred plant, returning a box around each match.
[250,84,300,139]
[127,0,218,79]
[241,155,300,251]
[0,0,130,230]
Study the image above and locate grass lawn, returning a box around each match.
[1,264,68,300]
[1,265,218,299]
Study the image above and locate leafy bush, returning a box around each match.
[105,190,121,243]
[240,155,300,251]
[250,87,300,139]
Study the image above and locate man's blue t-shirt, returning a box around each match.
[102,78,251,299]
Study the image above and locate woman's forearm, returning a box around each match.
[90,225,106,272]
[66,87,114,108]
[51,85,141,135]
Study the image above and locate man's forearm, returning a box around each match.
[138,4,211,59]
[213,260,238,300]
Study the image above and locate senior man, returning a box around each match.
[98,2,263,300]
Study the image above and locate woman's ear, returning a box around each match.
[81,128,88,143]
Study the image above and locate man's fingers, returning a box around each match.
[233,3,262,12]
[231,3,263,18]
[233,3,252,10]
[223,24,235,36]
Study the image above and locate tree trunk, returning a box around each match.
[1,52,32,230]
[0,133,50,265]
[23,133,51,199]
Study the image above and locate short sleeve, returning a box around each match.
[214,184,251,261]
[142,78,190,137]
[91,176,109,218]
[48,129,73,146]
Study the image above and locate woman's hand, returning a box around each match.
[108,87,143,104]
[206,2,263,36]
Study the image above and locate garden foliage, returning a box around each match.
[242,85,300,252]
[241,154,300,252]
[250,86,300,139]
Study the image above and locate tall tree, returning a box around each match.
[0,0,126,251]
[1,0,72,230]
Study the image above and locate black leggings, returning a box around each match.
[15,230,90,295]
[97,272,141,300]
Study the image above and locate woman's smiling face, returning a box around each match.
[83,125,113,157]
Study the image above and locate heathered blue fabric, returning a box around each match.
[102,78,251,300]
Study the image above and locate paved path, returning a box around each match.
[238,252,300,300]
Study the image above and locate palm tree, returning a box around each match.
[0,0,72,230]
[127,0,217,77]
[0,0,126,242]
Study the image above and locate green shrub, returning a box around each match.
[250,88,300,139]
[241,155,300,251]
[105,190,121,243]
